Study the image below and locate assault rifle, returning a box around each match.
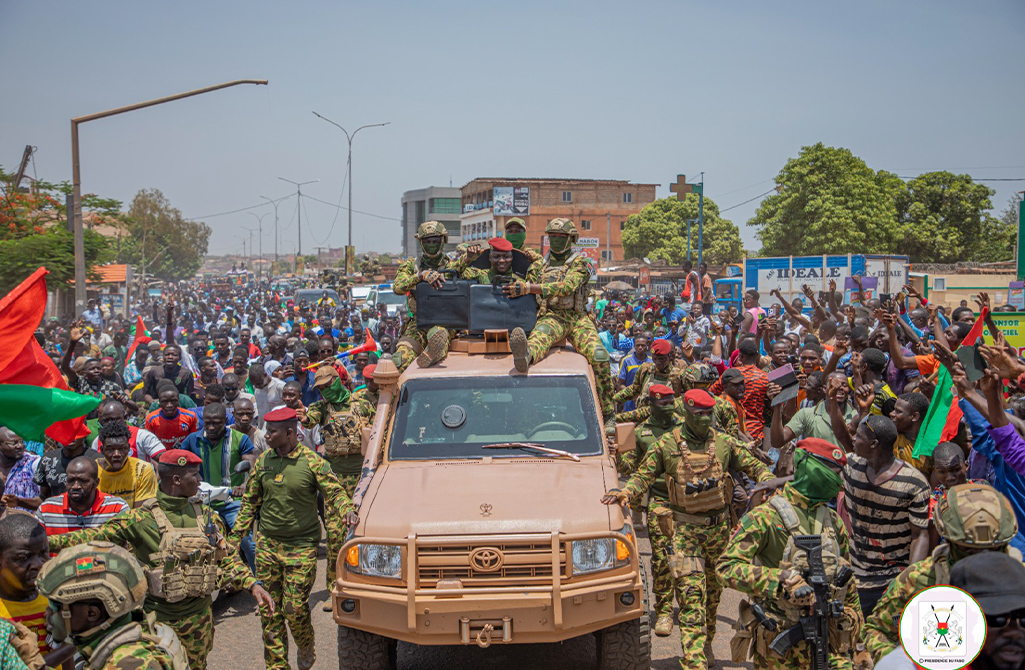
[769,535,854,670]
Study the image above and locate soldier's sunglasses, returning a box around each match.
[987,610,1025,629]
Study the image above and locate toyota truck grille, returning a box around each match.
[417,541,568,586]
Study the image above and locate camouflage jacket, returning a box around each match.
[301,398,364,459]
[392,254,464,318]
[622,427,772,508]
[351,387,379,424]
[612,362,685,407]
[47,490,255,620]
[524,253,592,312]
[862,549,946,661]
[717,483,861,621]
[619,417,680,499]
[460,266,515,285]
[90,638,177,670]
[712,395,743,438]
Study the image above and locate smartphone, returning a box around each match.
[880,293,892,309]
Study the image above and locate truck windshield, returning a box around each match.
[389,375,602,460]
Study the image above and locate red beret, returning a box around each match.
[650,339,672,355]
[362,364,376,380]
[158,449,202,467]
[489,237,513,252]
[682,389,715,410]
[649,384,674,400]
[264,407,298,423]
[797,438,847,467]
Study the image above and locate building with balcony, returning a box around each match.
[400,186,462,257]
[459,178,658,264]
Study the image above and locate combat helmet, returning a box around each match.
[38,541,148,639]
[415,220,449,243]
[545,218,579,243]
[683,363,718,390]
[934,483,1018,549]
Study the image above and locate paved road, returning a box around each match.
[208,533,753,669]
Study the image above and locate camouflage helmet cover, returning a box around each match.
[934,483,1018,549]
[545,218,578,242]
[683,363,718,389]
[415,220,448,242]
[38,541,148,618]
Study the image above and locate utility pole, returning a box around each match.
[697,172,705,266]
[260,195,283,276]
[278,177,318,274]
[312,112,390,274]
[70,79,267,315]
[605,211,611,270]
[247,212,266,281]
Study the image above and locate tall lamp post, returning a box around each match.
[278,177,318,275]
[260,195,285,275]
[246,212,267,281]
[311,112,390,273]
[70,79,268,315]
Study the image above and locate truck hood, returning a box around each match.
[360,459,619,537]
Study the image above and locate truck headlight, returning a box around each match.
[346,544,403,579]
[572,538,615,574]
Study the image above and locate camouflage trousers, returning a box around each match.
[256,534,318,670]
[647,497,681,618]
[162,606,213,669]
[673,517,731,669]
[752,640,854,670]
[326,473,359,591]
[394,320,455,372]
[526,310,613,419]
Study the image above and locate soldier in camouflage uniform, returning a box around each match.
[391,221,475,371]
[299,365,366,599]
[617,384,687,637]
[610,363,719,427]
[48,449,272,670]
[717,438,862,670]
[461,236,517,284]
[351,363,379,425]
[505,218,614,419]
[38,541,189,670]
[503,217,543,264]
[233,407,356,670]
[603,388,774,669]
[863,483,1020,662]
[612,339,684,411]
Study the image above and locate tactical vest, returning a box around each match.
[540,254,587,313]
[928,543,1023,587]
[320,404,363,458]
[763,496,856,655]
[665,429,728,514]
[88,613,189,670]
[143,499,225,603]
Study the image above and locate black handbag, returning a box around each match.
[468,280,538,334]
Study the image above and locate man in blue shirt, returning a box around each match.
[82,299,104,330]
[616,334,650,412]
[291,348,321,406]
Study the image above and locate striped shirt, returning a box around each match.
[37,491,130,536]
[710,364,769,440]
[842,454,930,589]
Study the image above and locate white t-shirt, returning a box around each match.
[252,378,286,427]
[91,427,166,464]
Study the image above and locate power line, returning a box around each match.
[302,193,400,221]
[893,177,1025,182]
[189,194,293,220]
[714,178,776,198]
[720,189,777,212]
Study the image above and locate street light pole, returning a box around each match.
[70,78,268,315]
[312,112,390,273]
[247,212,267,281]
[278,177,318,276]
[260,195,284,277]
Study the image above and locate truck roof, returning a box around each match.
[399,340,595,381]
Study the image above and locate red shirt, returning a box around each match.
[38,490,131,537]
[709,364,769,440]
[144,407,201,449]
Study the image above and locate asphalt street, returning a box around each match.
[208,533,753,669]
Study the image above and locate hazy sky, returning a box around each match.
[2,1,1023,258]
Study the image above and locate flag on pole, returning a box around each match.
[124,315,151,367]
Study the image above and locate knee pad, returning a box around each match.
[396,336,423,355]
[534,322,557,338]
[669,555,705,580]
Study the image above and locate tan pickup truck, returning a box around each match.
[332,336,649,669]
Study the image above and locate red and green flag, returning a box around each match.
[124,315,152,366]
[913,307,988,458]
[0,268,95,444]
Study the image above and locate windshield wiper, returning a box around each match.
[481,442,581,462]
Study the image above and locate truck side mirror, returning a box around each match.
[615,423,636,455]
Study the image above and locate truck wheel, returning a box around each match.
[595,569,651,670]
[337,626,396,670]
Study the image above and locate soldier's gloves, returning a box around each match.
[782,574,815,608]
[853,648,874,670]
[601,489,630,506]
[503,279,533,298]
[419,269,445,289]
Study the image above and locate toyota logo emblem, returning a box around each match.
[469,547,504,572]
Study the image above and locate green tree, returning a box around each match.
[893,171,997,264]
[118,188,211,282]
[748,143,900,256]
[968,198,1019,264]
[0,230,111,296]
[622,195,743,265]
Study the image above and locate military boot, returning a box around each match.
[417,328,449,368]
[705,641,716,667]
[298,644,316,670]
[654,612,674,637]
[510,327,529,373]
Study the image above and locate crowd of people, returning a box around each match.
[1,215,1024,670]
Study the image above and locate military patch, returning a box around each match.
[274,474,284,483]
[75,555,105,575]
[177,456,188,466]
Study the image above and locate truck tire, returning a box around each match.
[595,569,651,670]
[337,625,396,670]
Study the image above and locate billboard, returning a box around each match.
[493,186,529,216]
[985,313,1025,356]
[542,236,600,266]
